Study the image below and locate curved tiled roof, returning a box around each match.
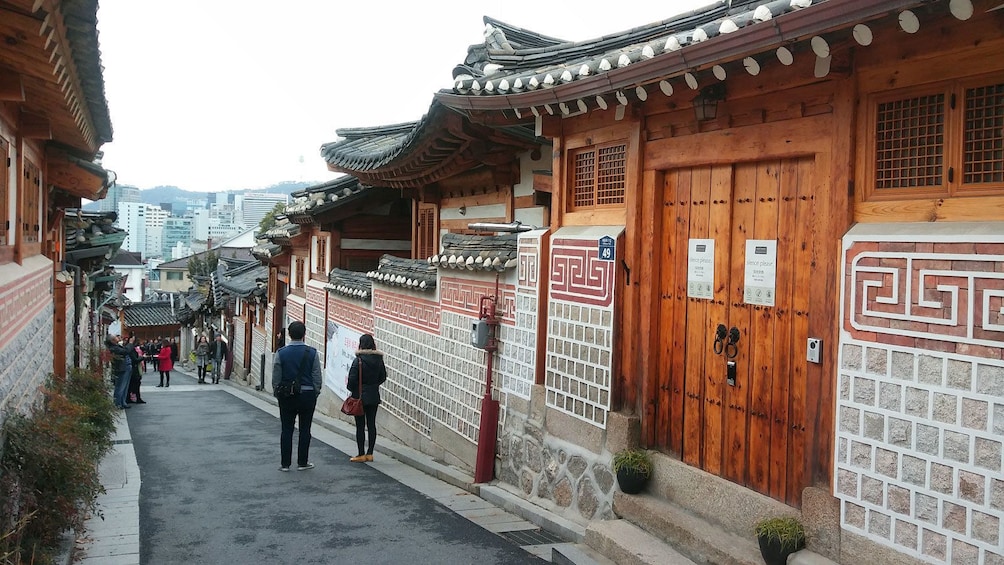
[438,0,935,113]
[326,268,372,301]
[122,303,179,328]
[319,102,538,189]
[285,176,373,221]
[218,262,268,297]
[430,233,519,271]
[367,254,437,292]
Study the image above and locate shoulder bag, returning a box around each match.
[340,359,365,416]
[274,347,311,399]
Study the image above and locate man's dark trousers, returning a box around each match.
[279,392,317,468]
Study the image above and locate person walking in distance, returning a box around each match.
[348,333,388,463]
[156,338,174,387]
[126,335,146,404]
[105,333,132,409]
[195,335,211,384]
[211,334,228,384]
[272,321,321,472]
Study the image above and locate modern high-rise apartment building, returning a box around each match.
[144,206,170,259]
[162,216,193,259]
[100,184,140,213]
[242,192,287,229]
[117,202,147,255]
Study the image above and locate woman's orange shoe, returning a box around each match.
[364,454,374,462]
[350,455,368,462]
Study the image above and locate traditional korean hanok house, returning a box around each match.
[432,2,1004,564]
[0,0,113,400]
[63,209,126,367]
[120,302,181,344]
[247,176,412,391]
[216,260,268,381]
[319,105,563,477]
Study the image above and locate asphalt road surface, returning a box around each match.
[127,373,544,565]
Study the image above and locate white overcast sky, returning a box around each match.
[96,1,714,192]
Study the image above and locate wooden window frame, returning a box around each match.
[415,202,438,260]
[314,235,328,275]
[569,141,628,211]
[863,71,1004,202]
[0,137,9,252]
[558,122,638,227]
[22,159,41,244]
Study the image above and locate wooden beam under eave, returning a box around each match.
[0,72,25,101]
[21,113,51,139]
[47,158,105,199]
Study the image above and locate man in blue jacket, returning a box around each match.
[272,321,322,472]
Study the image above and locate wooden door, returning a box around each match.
[657,157,814,505]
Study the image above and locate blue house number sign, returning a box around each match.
[598,236,615,262]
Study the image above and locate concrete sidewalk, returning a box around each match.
[74,367,612,564]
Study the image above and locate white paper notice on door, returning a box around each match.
[744,239,777,306]
[687,238,715,299]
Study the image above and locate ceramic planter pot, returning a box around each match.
[616,467,649,494]
[757,533,804,565]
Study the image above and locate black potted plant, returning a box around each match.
[754,516,806,565]
[612,448,652,494]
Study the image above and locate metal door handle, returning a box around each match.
[713,324,726,355]
[725,327,740,359]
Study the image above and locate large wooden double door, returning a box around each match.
[656,157,815,505]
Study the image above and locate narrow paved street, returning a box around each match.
[121,368,548,564]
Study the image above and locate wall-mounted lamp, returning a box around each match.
[693,83,726,121]
[458,205,467,216]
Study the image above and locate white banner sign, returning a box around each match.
[687,239,715,299]
[324,321,362,398]
[744,239,777,306]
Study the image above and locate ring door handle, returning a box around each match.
[725,327,740,359]
[713,324,727,355]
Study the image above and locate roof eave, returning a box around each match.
[436,0,931,113]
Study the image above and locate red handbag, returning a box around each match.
[340,361,364,416]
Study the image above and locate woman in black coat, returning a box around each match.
[346,334,388,462]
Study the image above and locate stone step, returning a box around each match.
[609,492,840,565]
[584,519,698,565]
[612,491,763,565]
[551,543,618,565]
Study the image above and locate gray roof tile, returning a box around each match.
[326,268,372,300]
[367,254,437,292]
[122,303,180,328]
[430,233,519,271]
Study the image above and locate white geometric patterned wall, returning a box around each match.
[837,223,1004,565]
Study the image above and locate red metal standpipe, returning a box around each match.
[474,282,501,483]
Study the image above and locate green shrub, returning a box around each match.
[755,516,806,551]
[0,366,116,563]
[612,448,653,478]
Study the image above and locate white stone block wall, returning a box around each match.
[232,317,246,375]
[305,282,326,360]
[0,256,55,421]
[544,228,621,428]
[837,224,1004,564]
[500,230,546,401]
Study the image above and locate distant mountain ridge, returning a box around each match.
[83,180,318,211]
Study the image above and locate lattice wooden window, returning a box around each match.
[963,82,1004,185]
[570,142,627,210]
[0,138,8,247]
[868,74,1004,198]
[22,160,41,244]
[315,236,327,273]
[416,203,437,259]
[875,94,945,189]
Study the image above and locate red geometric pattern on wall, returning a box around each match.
[286,297,306,323]
[845,240,1004,358]
[550,238,614,307]
[306,283,326,311]
[440,277,516,325]
[372,289,440,333]
[0,264,51,350]
[327,294,374,335]
[518,237,541,291]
